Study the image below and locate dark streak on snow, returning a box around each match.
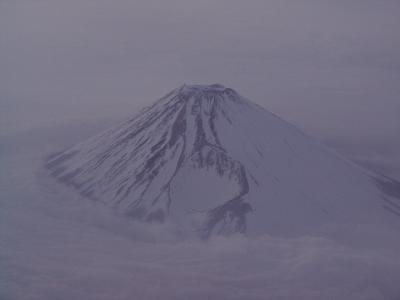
[45,85,254,238]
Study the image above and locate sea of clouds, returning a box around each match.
[1,119,400,300]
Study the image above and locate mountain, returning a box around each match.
[45,84,400,238]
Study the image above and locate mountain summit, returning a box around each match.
[45,84,400,237]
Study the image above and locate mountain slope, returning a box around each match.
[45,84,400,237]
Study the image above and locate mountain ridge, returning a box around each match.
[45,84,400,238]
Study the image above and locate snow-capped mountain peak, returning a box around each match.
[45,84,400,238]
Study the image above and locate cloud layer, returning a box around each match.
[1,119,400,300]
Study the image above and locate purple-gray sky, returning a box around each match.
[1,0,400,178]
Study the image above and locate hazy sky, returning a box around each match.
[1,0,399,177]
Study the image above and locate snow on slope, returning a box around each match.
[45,84,400,237]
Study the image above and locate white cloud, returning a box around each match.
[1,128,400,300]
